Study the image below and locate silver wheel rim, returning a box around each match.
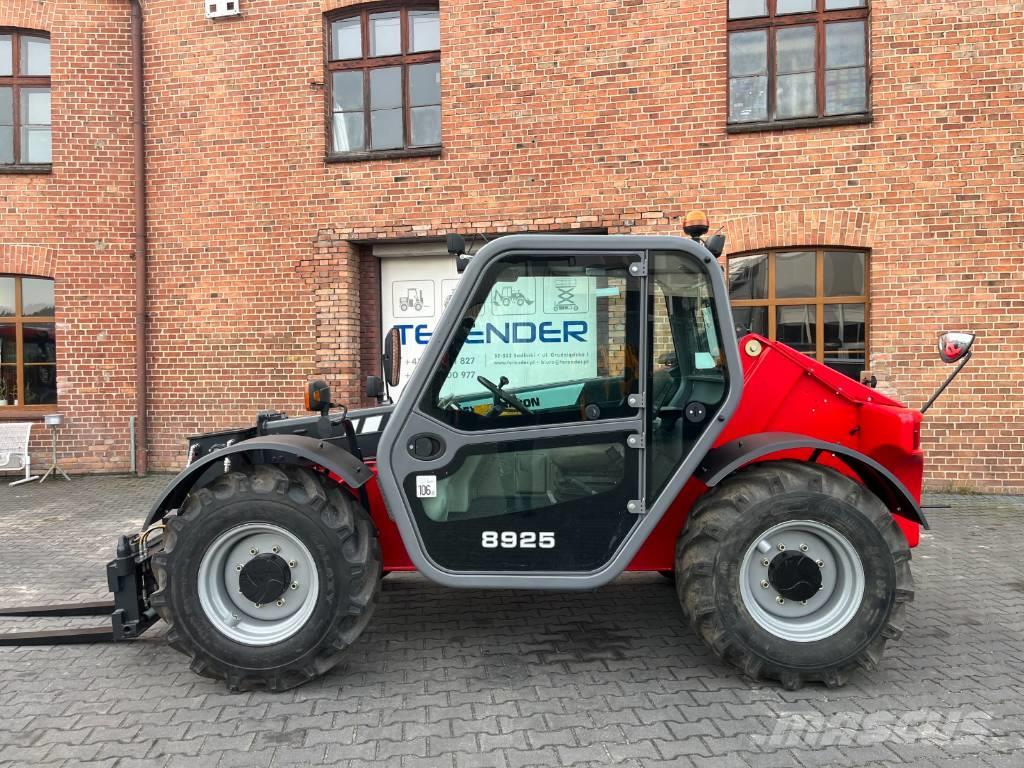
[197,522,320,646]
[738,519,865,643]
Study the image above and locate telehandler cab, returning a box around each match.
[1,221,977,693]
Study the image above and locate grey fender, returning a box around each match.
[142,434,373,528]
[696,432,929,529]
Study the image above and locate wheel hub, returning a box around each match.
[767,551,822,602]
[239,554,292,605]
[738,520,865,643]
[197,523,320,646]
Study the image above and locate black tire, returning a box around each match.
[676,460,913,689]
[150,464,381,692]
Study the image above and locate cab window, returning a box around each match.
[421,251,642,430]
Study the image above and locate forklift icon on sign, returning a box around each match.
[399,288,424,312]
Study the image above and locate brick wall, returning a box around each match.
[2,0,1022,490]
[1,1,136,473]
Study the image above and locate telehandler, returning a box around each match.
[0,217,976,693]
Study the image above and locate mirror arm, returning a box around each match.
[921,351,972,414]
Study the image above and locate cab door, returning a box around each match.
[375,235,739,589]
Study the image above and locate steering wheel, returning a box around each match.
[476,375,534,416]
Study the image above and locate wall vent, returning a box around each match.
[206,0,241,19]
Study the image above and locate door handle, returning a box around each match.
[407,433,445,461]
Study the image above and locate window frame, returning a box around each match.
[726,1,871,133]
[0,28,52,172]
[0,275,57,412]
[324,3,441,162]
[727,247,869,376]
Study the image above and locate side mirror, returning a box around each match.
[365,375,385,401]
[704,233,726,258]
[305,379,332,413]
[938,332,975,364]
[382,326,402,388]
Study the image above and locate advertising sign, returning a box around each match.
[380,255,598,400]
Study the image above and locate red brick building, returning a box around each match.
[2,0,1022,489]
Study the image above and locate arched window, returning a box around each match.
[727,248,868,379]
[326,4,441,159]
[0,275,56,407]
[0,29,51,167]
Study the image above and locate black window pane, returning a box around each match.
[23,323,56,363]
[369,12,401,57]
[0,365,15,404]
[775,251,816,298]
[826,21,866,68]
[24,364,56,405]
[824,303,865,378]
[776,26,815,74]
[728,254,768,300]
[825,67,866,115]
[0,278,14,316]
[330,17,362,60]
[0,323,13,362]
[824,251,865,296]
[332,71,363,112]
[371,108,403,150]
[22,278,54,316]
[729,76,768,123]
[409,10,440,53]
[409,63,440,107]
[370,66,401,110]
[823,304,865,348]
[410,106,441,146]
[776,305,816,355]
[732,306,768,338]
[729,30,768,77]
[729,0,766,18]
[0,35,11,77]
[777,0,814,12]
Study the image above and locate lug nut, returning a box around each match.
[272,545,280,554]
[235,564,242,572]
[255,602,262,608]
[800,543,808,552]
[276,599,285,607]
[290,582,299,590]
[760,580,769,589]
[777,543,786,551]
[801,600,807,605]
[776,596,785,604]
[816,559,824,567]
[249,547,258,556]
[761,559,770,567]
[288,560,297,568]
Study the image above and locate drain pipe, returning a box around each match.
[130,0,149,475]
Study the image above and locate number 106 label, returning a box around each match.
[482,531,555,549]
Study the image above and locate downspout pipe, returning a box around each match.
[130,0,148,475]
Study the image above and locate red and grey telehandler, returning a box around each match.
[0,218,976,692]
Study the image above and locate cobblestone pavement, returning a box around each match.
[1,475,1023,767]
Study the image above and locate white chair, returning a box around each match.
[0,422,40,487]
